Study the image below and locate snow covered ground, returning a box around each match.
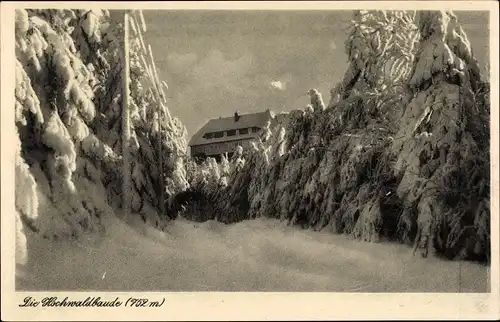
[16,215,489,292]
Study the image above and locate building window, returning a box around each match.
[213,131,224,138]
[203,132,214,139]
[226,129,236,136]
[238,128,249,135]
[251,127,260,133]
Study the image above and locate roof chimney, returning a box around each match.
[234,112,240,122]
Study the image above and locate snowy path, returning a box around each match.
[17,215,489,292]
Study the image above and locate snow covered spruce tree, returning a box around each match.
[391,11,490,260]
[14,9,189,265]
[179,10,489,262]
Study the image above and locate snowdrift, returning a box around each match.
[17,216,488,292]
[182,10,490,262]
[14,9,189,266]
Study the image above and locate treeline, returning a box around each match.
[174,10,490,262]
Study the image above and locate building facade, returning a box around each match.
[189,109,278,162]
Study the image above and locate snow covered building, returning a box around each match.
[189,109,285,162]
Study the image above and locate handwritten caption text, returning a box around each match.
[19,296,165,308]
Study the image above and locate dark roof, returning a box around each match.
[189,110,273,146]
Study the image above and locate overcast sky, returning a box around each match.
[138,10,490,136]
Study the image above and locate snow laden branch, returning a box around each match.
[329,10,419,108]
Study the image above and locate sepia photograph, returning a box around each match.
[1,0,499,320]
